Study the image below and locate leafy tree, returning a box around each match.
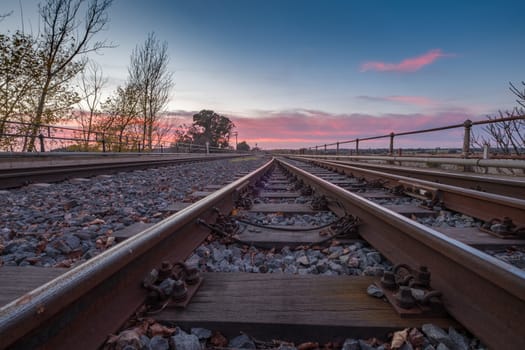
[128,32,173,151]
[189,109,235,148]
[0,31,41,149]
[237,140,250,151]
[26,0,114,151]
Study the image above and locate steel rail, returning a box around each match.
[311,158,525,199]
[0,152,201,167]
[0,154,243,189]
[0,158,274,349]
[277,158,525,349]
[288,156,525,229]
[288,154,525,171]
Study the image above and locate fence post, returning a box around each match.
[462,119,472,158]
[324,144,327,153]
[355,138,359,155]
[336,142,339,156]
[38,133,45,152]
[315,145,318,155]
[483,143,489,159]
[389,132,395,156]
[102,134,106,153]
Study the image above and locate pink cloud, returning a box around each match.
[165,107,486,150]
[360,49,454,73]
[225,109,477,149]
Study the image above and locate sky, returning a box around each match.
[1,0,524,149]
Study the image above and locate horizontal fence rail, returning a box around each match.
[0,120,236,154]
[298,115,525,158]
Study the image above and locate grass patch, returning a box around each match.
[229,156,258,162]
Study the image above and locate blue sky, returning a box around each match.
[1,0,524,149]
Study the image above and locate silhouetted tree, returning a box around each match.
[237,140,250,151]
[189,109,235,148]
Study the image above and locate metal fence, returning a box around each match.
[300,115,525,157]
[0,120,235,153]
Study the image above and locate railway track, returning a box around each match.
[0,153,244,189]
[0,156,523,349]
[286,156,525,238]
[290,155,525,199]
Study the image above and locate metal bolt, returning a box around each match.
[171,279,188,302]
[380,271,397,290]
[396,286,416,309]
[416,266,431,288]
[158,261,173,280]
[502,217,515,229]
[184,267,200,285]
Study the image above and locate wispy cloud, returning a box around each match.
[357,95,439,107]
[229,109,473,149]
[165,108,480,149]
[360,49,454,73]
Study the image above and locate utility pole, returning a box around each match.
[232,131,238,150]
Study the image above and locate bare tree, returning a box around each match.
[26,0,114,151]
[472,81,525,156]
[152,115,176,150]
[128,32,173,151]
[76,60,107,149]
[99,82,140,151]
[0,11,13,22]
[510,81,525,109]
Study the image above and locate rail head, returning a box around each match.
[277,158,525,291]
[293,156,525,227]
[289,154,525,171]
[324,157,525,187]
[277,157,525,349]
[0,158,275,349]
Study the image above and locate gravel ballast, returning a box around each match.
[0,156,269,267]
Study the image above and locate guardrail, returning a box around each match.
[0,120,234,154]
[300,115,525,158]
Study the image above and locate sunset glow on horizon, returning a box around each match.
[165,108,476,150]
[1,0,523,150]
